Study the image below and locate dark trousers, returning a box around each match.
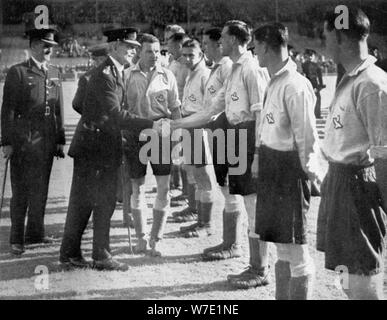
[314,90,321,119]
[60,159,117,261]
[10,151,54,244]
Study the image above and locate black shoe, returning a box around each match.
[171,193,188,202]
[60,256,92,269]
[227,266,270,289]
[41,236,57,244]
[93,258,129,271]
[10,244,25,255]
[25,236,56,245]
[171,207,198,223]
[202,244,242,261]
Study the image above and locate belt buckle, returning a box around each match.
[45,106,50,116]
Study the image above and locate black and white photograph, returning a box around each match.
[0,0,386,304]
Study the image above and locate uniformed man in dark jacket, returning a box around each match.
[59,28,154,271]
[72,44,109,114]
[302,49,326,118]
[57,44,108,269]
[1,28,65,255]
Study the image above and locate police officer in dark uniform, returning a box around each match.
[302,49,326,118]
[72,44,110,114]
[56,44,108,269]
[1,28,65,255]
[59,28,154,271]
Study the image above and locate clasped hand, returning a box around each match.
[153,118,177,137]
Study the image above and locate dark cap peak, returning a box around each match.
[26,27,58,46]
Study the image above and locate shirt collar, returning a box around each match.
[176,56,186,65]
[271,57,297,79]
[346,55,377,77]
[109,55,125,73]
[214,56,230,67]
[30,56,47,71]
[133,61,165,74]
[234,50,254,65]
[190,58,206,73]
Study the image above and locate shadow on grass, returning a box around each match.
[0,196,68,218]
[0,223,205,282]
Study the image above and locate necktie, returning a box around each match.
[41,64,48,76]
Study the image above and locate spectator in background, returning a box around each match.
[288,45,303,73]
[369,45,387,72]
[302,49,325,118]
[164,24,185,45]
[70,38,82,57]
[369,45,383,62]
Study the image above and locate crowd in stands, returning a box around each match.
[1,27,386,82]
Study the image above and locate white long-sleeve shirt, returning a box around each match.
[258,58,319,175]
[203,57,233,109]
[210,51,269,125]
[181,59,210,116]
[322,55,387,165]
[125,62,180,120]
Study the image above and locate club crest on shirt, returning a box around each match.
[188,94,197,102]
[231,92,239,101]
[155,94,166,103]
[333,115,343,129]
[266,112,275,124]
[208,85,216,95]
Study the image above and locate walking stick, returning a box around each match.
[121,153,133,254]
[0,157,9,220]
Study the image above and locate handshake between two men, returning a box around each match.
[152,118,177,138]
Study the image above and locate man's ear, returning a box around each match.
[111,41,119,52]
[29,39,38,50]
[264,43,269,54]
[230,35,237,46]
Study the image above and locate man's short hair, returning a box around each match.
[139,33,159,46]
[168,32,189,43]
[182,39,201,50]
[253,23,289,52]
[204,27,222,42]
[304,48,317,56]
[324,7,370,42]
[165,24,185,34]
[224,20,251,45]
